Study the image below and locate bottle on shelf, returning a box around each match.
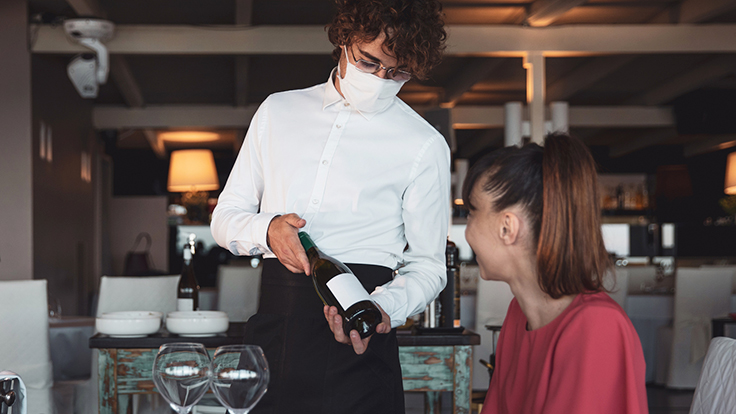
[440,238,461,328]
[298,232,382,339]
[177,233,200,312]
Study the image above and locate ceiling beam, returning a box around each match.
[109,56,145,107]
[526,0,588,27]
[684,134,736,157]
[93,105,260,129]
[442,59,504,106]
[546,56,636,102]
[608,128,679,158]
[680,0,736,23]
[31,24,736,56]
[626,55,736,105]
[93,104,674,130]
[142,129,166,159]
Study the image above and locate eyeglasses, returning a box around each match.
[350,48,411,82]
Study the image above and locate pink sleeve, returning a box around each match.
[543,306,648,413]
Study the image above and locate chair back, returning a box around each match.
[96,275,180,317]
[604,267,629,309]
[689,337,736,414]
[471,265,514,390]
[0,280,53,414]
[700,265,736,312]
[216,265,261,322]
[667,267,732,389]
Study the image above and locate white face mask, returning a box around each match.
[337,47,407,117]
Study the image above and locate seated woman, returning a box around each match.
[464,133,648,413]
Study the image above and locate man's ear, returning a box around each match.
[500,212,520,245]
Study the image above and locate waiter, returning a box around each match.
[211,0,449,412]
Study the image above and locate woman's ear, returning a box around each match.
[500,212,520,245]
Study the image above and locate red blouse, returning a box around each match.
[481,291,648,414]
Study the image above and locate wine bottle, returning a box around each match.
[440,238,461,328]
[298,232,382,339]
[177,234,200,312]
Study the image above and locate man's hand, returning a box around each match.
[267,213,310,274]
[323,304,391,355]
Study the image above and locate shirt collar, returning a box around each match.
[322,67,343,110]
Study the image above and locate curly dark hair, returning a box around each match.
[327,0,446,80]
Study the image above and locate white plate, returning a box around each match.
[166,312,229,336]
[96,316,161,337]
[100,311,163,320]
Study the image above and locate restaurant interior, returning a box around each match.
[2,0,736,413]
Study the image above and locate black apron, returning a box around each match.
[242,258,405,414]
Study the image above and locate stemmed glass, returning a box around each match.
[152,342,212,413]
[210,344,269,414]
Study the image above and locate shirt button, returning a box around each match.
[322,160,328,165]
[344,102,350,107]
[336,124,342,129]
[312,199,319,204]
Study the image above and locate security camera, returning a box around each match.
[67,53,98,98]
[64,18,115,98]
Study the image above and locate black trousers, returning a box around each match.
[243,259,405,414]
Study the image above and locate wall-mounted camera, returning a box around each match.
[64,18,115,98]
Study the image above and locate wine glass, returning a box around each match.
[152,342,212,413]
[210,344,269,414]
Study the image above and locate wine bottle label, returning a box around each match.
[326,273,371,310]
[177,298,194,312]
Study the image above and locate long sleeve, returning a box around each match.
[211,98,281,256]
[543,306,648,414]
[371,133,451,327]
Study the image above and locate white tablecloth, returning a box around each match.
[48,317,95,381]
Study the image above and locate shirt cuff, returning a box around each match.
[250,212,282,255]
[370,290,406,329]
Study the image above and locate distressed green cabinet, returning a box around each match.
[92,326,479,414]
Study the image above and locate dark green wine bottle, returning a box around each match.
[298,232,383,339]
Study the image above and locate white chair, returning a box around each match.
[95,275,180,317]
[471,265,514,391]
[85,275,181,414]
[216,265,261,322]
[0,280,54,414]
[700,265,736,314]
[689,337,736,414]
[665,268,732,389]
[604,267,629,309]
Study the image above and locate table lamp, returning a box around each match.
[168,149,219,223]
[726,152,736,195]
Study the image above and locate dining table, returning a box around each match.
[89,323,480,414]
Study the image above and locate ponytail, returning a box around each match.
[537,133,611,298]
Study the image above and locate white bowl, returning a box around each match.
[167,311,228,319]
[100,311,163,320]
[96,316,161,337]
[166,311,229,337]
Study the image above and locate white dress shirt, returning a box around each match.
[211,70,451,327]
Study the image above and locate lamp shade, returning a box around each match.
[168,149,219,192]
[726,152,736,195]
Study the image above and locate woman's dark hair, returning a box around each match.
[326,0,446,80]
[462,133,612,298]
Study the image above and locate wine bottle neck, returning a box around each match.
[299,231,317,259]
